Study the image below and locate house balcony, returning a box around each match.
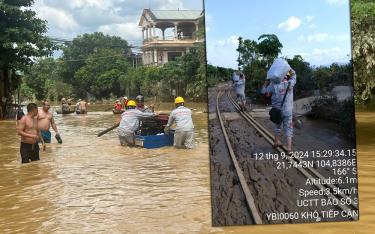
[142,36,202,49]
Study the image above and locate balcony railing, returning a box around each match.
[143,36,196,45]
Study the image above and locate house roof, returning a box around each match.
[150,10,202,20]
[139,9,203,26]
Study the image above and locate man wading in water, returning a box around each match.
[76,99,88,114]
[118,100,156,146]
[165,96,195,149]
[17,103,45,163]
[38,101,62,144]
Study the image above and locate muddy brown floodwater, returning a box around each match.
[0,103,219,233]
[0,101,374,233]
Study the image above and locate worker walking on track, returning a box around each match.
[118,100,156,146]
[232,71,248,111]
[165,96,195,149]
[262,68,297,154]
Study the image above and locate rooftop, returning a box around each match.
[139,9,203,26]
[150,10,202,20]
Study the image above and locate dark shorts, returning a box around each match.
[41,130,51,143]
[20,142,40,163]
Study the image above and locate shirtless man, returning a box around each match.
[38,101,62,143]
[77,99,88,114]
[17,103,44,163]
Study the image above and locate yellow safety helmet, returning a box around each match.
[287,70,293,78]
[175,96,184,104]
[127,100,136,107]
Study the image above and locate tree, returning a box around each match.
[286,55,314,97]
[59,32,131,97]
[236,34,283,98]
[0,0,55,118]
[207,65,234,87]
[74,48,130,99]
[351,0,375,102]
[0,0,55,68]
[257,34,283,67]
[237,37,259,70]
[23,58,56,100]
[23,58,73,101]
[313,67,331,93]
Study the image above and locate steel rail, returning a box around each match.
[227,90,358,220]
[216,90,263,224]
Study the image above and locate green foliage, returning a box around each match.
[23,57,73,101]
[118,43,207,102]
[0,0,55,69]
[236,35,352,101]
[237,34,283,70]
[351,0,375,102]
[257,34,283,67]
[206,65,232,87]
[286,55,314,97]
[74,48,130,98]
[23,58,56,100]
[19,82,34,102]
[237,37,259,69]
[22,33,207,102]
[236,34,283,98]
[59,32,131,97]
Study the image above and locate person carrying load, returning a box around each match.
[117,100,156,146]
[232,71,248,111]
[165,96,195,149]
[262,58,296,154]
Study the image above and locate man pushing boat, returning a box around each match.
[165,96,195,149]
[117,100,156,146]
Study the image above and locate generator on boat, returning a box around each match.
[134,113,174,149]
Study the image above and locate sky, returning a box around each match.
[31,0,203,52]
[205,0,352,68]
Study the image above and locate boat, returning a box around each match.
[112,109,124,114]
[134,131,174,149]
[56,109,75,114]
[134,114,174,149]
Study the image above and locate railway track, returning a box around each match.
[215,87,358,224]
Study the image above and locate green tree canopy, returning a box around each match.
[257,34,283,66]
[74,48,130,98]
[23,58,73,101]
[351,0,375,102]
[59,32,132,96]
[0,0,55,69]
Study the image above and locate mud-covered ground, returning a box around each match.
[209,83,357,226]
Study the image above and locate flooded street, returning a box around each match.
[0,104,374,233]
[0,104,218,233]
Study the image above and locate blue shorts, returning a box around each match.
[41,130,51,143]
